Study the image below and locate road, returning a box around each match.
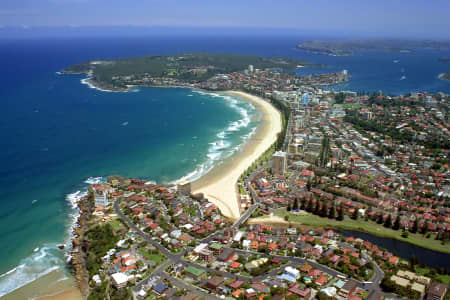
[114,193,386,298]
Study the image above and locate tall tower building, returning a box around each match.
[272,151,287,176]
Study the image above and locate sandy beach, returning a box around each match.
[3,91,279,300]
[192,91,282,220]
[4,269,83,300]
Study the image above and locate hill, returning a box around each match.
[63,53,314,90]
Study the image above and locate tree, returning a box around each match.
[316,291,332,300]
[351,209,358,220]
[393,215,400,230]
[337,205,344,221]
[335,92,345,104]
[421,221,429,234]
[306,200,313,213]
[376,214,383,224]
[300,198,306,210]
[320,201,328,217]
[314,201,321,215]
[328,203,336,219]
[410,219,418,233]
[293,198,299,211]
[384,214,392,228]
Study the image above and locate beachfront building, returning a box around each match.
[272,151,287,176]
[95,192,108,208]
[178,180,191,196]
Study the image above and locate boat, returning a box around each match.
[58,244,66,250]
[400,75,406,80]
[393,60,399,63]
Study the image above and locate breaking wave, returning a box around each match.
[174,91,257,183]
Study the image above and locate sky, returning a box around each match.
[1,0,450,39]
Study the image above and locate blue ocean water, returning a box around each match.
[0,35,449,296]
[0,37,259,295]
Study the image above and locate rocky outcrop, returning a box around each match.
[69,193,93,296]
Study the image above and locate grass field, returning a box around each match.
[138,248,165,264]
[275,211,450,254]
[415,266,450,284]
[108,219,125,231]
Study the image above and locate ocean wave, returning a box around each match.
[84,176,104,185]
[172,92,257,185]
[0,245,62,297]
[0,177,96,297]
[66,190,88,210]
[81,77,136,93]
[173,160,214,184]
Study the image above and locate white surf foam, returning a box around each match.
[173,92,257,185]
[0,176,102,297]
[0,245,62,297]
[81,76,136,93]
[84,176,104,185]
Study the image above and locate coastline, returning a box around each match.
[10,194,93,300]
[191,91,282,220]
[4,89,280,300]
[3,269,82,300]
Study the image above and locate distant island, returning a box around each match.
[439,71,450,81]
[439,57,450,63]
[63,53,318,91]
[297,39,450,56]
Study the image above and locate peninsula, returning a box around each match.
[63,53,317,91]
[297,39,450,56]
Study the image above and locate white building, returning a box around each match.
[94,192,108,208]
[111,272,128,288]
[285,266,300,279]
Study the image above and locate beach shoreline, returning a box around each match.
[191,91,282,220]
[3,90,280,300]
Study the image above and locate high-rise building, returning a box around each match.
[178,180,191,196]
[94,192,108,208]
[248,65,254,73]
[272,151,287,176]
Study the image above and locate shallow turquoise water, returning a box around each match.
[0,61,257,295]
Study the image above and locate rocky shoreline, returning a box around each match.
[69,192,93,296]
